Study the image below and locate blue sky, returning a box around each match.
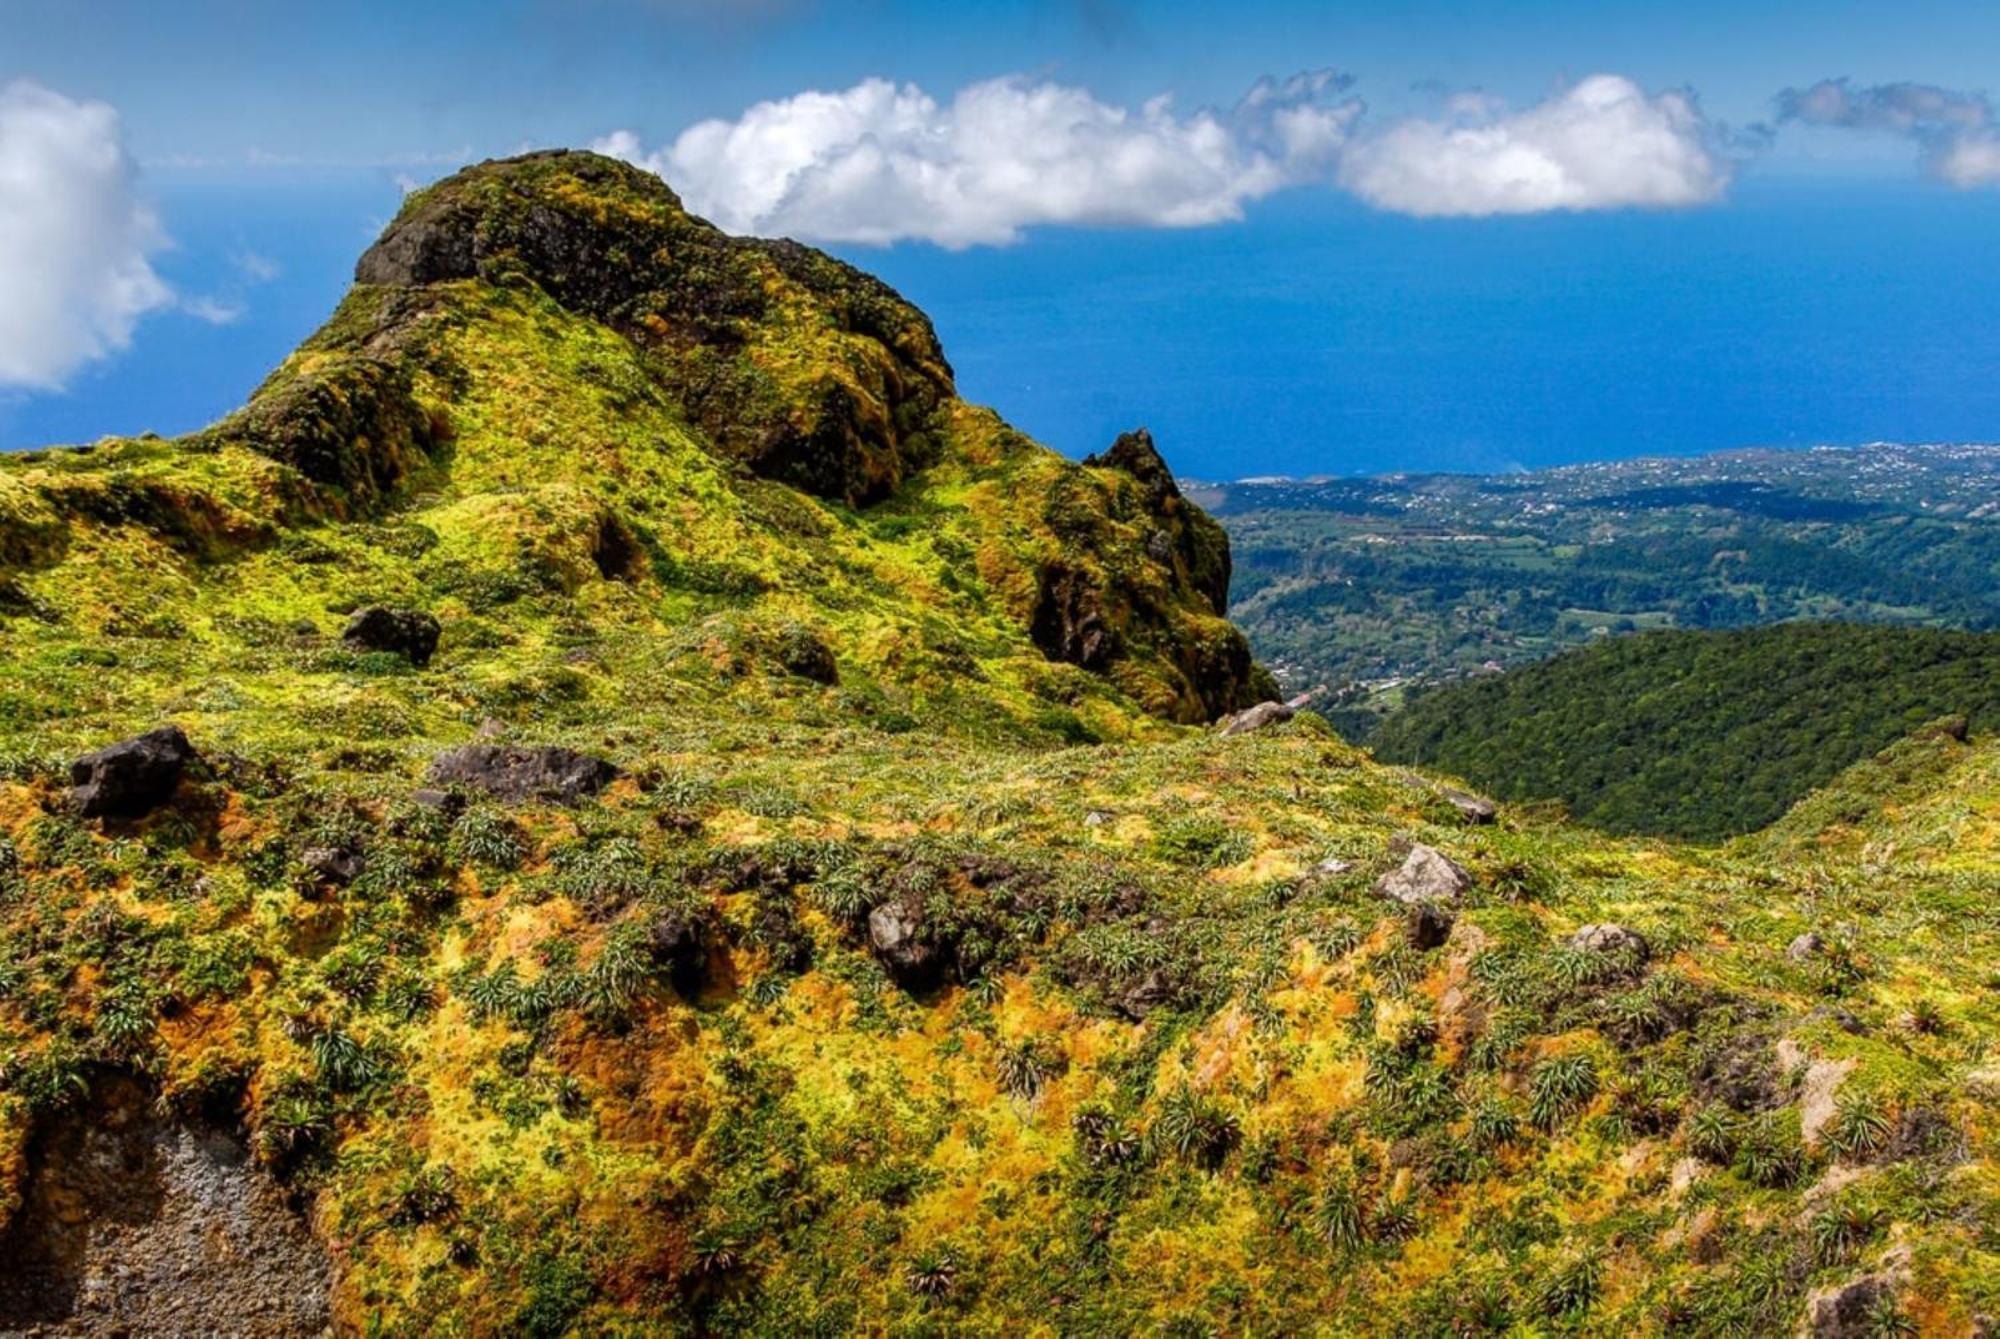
[4,0,1999,475]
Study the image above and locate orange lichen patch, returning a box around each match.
[213,790,274,848]
[1189,1006,1253,1090]
[561,1017,710,1156]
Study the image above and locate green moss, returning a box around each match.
[0,151,1993,1334]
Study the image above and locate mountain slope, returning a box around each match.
[1371,623,2000,839]
[0,154,1994,1336]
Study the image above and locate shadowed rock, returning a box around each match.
[70,726,197,820]
[646,907,708,998]
[1030,562,1114,671]
[1805,1274,1895,1338]
[341,606,441,665]
[1407,901,1455,950]
[427,743,619,804]
[868,897,947,991]
[301,845,365,886]
[1440,787,1497,824]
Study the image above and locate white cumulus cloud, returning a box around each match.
[1336,75,1728,217]
[0,80,173,390]
[595,71,1361,247]
[1778,79,2000,188]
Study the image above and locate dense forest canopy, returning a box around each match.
[1370,623,2000,839]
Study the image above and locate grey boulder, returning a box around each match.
[1374,844,1473,906]
[425,744,619,805]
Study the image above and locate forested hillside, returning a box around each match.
[1371,623,2000,839]
[1196,447,2000,734]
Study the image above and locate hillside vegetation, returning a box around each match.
[1371,624,2000,840]
[0,153,1995,1336]
[1198,449,2000,734]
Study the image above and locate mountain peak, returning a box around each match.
[1,149,1271,727]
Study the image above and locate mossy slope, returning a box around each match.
[0,153,1993,1336]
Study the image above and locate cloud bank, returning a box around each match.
[0,81,173,390]
[1338,75,1728,217]
[599,71,1737,243]
[595,71,1361,247]
[1778,79,2000,188]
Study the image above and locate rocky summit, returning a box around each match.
[0,152,1995,1335]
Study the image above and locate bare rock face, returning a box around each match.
[69,725,197,820]
[1374,844,1473,906]
[340,606,441,666]
[426,743,619,805]
[1029,562,1115,672]
[0,1076,332,1336]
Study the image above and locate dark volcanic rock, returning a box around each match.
[341,605,441,665]
[426,744,620,804]
[646,907,708,997]
[1806,1274,1895,1338]
[868,897,947,991]
[775,625,839,685]
[1030,562,1114,672]
[70,726,197,820]
[1407,901,1455,950]
[1114,968,1177,1022]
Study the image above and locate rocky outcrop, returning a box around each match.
[0,1076,331,1335]
[1025,428,1274,722]
[868,897,948,991]
[1030,563,1115,671]
[355,150,954,507]
[1217,700,1293,736]
[426,743,620,804]
[1374,844,1473,906]
[1082,429,1231,615]
[70,726,197,820]
[341,606,441,665]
